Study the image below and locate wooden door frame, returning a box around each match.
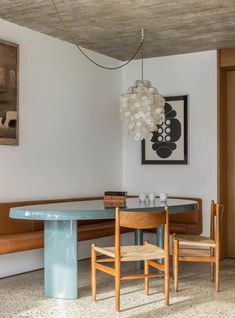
[217,48,235,258]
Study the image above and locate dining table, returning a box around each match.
[10,197,197,300]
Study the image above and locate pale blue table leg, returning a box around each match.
[135,229,143,270]
[156,225,164,264]
[44,220,78,299]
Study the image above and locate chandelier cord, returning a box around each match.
[50,0,144,70]
[141,37,144,80]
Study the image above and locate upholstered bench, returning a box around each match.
[0,196,202,255]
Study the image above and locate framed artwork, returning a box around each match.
[0,39,19,145]
[141,95,188,164]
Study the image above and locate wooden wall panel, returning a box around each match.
[220,48,235,68]
[217,53,228,258]
[226,71,235,257]
[218,48,235,258]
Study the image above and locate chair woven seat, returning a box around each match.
[95,243,165,261]
[175,234,216,247]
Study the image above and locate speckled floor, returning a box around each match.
[0,258,235,318]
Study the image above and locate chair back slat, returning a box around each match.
[210,201,224,241]
[118,210,166,229]
[210,201,215,240]
[211,201,224,217]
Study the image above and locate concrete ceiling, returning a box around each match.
[0,0,235,60]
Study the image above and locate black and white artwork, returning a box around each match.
[141,95,188,164]
[0,40,19,145]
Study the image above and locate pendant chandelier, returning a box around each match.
[120,29,165,141]
[50,1,165,141]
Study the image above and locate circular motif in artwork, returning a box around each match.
[165,127,171,134]
[165,119,171,125]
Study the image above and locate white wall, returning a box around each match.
[0,18,122,201]
[0,18,122,276]
[122,51,217,235]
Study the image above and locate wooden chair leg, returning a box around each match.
[165,263,169,306]
[91,244,97,301]
[115,261,121,312]
[215,249,220,292]
[165,279,169,306]
[210,247,215,282]
[173,238,179,292]
[144,241,149,295]
[144,260,149,295]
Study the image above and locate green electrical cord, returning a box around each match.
[50,0,144,70]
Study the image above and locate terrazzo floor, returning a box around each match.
[0,258,235,318]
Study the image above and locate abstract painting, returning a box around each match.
[0,40,19,145]
[141,95,188,164]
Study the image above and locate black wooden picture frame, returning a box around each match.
[141,95,188,164]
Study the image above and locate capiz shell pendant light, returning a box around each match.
[120,29,165,141]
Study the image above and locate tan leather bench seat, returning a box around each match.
[0,220,132,255]
[0,231,44,255]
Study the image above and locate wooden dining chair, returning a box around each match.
[173,200,224,292]
[91,207,170,312]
